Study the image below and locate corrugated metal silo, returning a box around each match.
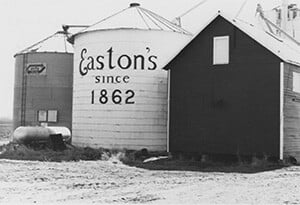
[13,31,73,130]
[71,3,192,151]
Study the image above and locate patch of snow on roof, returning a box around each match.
[16,31,73,55]
[78,4,191,35]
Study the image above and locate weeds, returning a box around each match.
[0,143,106,162]
[123,152,291,173]
[0,143,294,173]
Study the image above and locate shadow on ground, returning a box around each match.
[0,143,295,174]
[123,158,288,174]
[122,150,294,174]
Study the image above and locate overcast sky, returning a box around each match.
[0,0,298,119]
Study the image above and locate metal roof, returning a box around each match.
[230,14,300,66]
[76,3,191,35]
[165,11,300,68]
[16,31,73,55]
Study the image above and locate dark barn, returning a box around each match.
[165,13,300,162]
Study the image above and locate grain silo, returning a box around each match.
[13,31,73,130]
[70,3,192,151]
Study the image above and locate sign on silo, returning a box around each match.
[26,63,47,75]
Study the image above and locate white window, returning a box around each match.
[38,110,58,122]
[48,110,58,122]
[293,72,300,93]
[213,36,229,65]
[38,110,47,122]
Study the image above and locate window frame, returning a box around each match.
[213,35,230,65]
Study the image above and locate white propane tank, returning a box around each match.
[12,126,72,144]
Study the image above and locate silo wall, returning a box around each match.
[13,52,73,130]
[72,29,190,151]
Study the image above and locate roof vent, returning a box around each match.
[130,3,140,7]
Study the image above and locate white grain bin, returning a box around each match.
[13,32,73,131]
[70,3,192,151]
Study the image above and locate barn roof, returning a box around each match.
[165,11,300,68]
[76,3,191,35]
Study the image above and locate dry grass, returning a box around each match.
[0,119,12,139]
[0,143,291,173]
[0,120,293,172]
[122,152,289,173]
[0,143,106,162]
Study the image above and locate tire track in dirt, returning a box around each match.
[0,159,300,204]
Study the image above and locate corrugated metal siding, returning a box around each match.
[283,63,300,162]
[72,30,190,151]
[13,53,73,130]
[168,16,281,157]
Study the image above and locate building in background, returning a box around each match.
[261,1,300,42]
[70,3,191,151]
[13,31,73,130]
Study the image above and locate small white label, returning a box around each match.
[38,110,47,122]
[48,110,58,122]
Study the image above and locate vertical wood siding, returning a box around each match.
[283,63,300,162]
[168,16,282,157]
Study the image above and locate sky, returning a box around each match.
[0,0,299,119]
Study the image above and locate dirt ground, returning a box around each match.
[0,159,300,205]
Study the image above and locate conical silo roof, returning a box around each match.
[16,31,73,55]
[78,3,191,35]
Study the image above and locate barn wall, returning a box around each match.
[283,63,300,162]
[168,16,281,157]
